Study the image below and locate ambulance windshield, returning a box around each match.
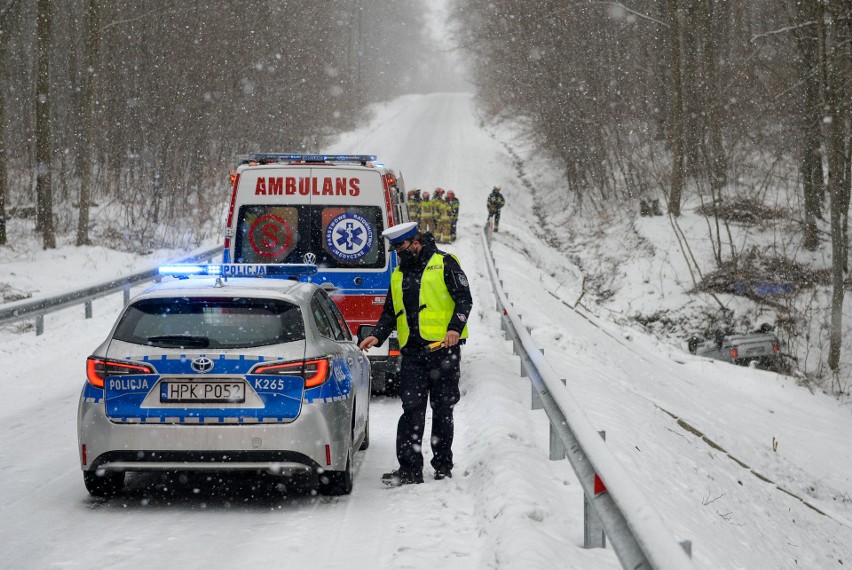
[234,205,386,269]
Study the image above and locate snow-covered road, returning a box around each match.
[1,93,850,570]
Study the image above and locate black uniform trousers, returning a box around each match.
[396,345,461,476]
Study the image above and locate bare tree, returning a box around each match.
[825,1,851,376]
[75,0,99,246]
[667,0,685,216]
[792,0,826,251]
[35,0,55,249]
[0,0,20,246]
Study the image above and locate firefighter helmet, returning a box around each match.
[421,191,430,200]
[446,191,455,200]
[434,187,445,197]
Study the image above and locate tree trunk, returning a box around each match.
[76,0,100,246]
[795,0,825,251]
[667,0,685,216]
[35,0,55,249]
[701,0,727,195]
[0,1,15,246]
[824,2,849,375]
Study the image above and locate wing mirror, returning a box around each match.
[357,325,376,345]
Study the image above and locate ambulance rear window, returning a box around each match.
[234,205,386,269]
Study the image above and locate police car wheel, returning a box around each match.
[359,414,370,451]
[318,453,353,496]
[83,469,125,498]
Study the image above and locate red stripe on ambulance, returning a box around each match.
[255,177,361,196]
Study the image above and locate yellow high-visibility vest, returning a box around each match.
[390,253,469,347]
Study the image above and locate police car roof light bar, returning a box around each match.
[159,263,319,279]
[242,153,377,166]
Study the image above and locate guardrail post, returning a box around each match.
[85,301,93,319]
[123,286,131,306]
[548,379,567,455]
[681,540,693,558]
[584,430,607,549]
[36,315,44,336]
[532,348,544,410]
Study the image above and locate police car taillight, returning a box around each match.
[729,347,738,360]
[252,357,331,388]
[86,357,154,389]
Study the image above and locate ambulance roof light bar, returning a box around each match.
[241,153,377,166]
[159,263,318,279]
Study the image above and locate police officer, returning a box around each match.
[359,222,472,486]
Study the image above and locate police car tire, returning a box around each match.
[318,453,353,496]
[83,470,125,497]
[359,414,370,451]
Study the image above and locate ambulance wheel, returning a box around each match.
[384,374,399,397]
[84,469,125,497]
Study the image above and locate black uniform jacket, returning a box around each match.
[370,240,472,352]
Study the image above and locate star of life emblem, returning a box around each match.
[325,213,374,261]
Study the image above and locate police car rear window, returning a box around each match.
[113,297,305,349]
[234,205,386,269]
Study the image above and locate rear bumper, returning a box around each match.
[77,394,352,475]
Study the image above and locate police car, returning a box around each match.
[77,263,370,497]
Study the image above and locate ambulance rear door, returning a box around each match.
[230,164,392,333]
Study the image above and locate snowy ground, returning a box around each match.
[1,92,850,569]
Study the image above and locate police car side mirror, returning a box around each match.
[357,325,376,345]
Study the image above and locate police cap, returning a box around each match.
[382,221,419,245]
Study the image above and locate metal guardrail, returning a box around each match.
[482,227,694,570]
[0,245,223,335]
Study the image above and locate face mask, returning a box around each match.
[398,248,416,263]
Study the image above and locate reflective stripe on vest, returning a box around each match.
[390,253,469,347]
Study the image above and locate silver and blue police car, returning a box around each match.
[77,263,370,497]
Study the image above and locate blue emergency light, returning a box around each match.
[158,263,318,279]
[243,153,377,165]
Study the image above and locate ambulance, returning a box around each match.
[223,153,408,394]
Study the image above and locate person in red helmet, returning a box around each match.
[486,186,505,232]
[433,188,450,243]
[446,191,460,241]
[419,191,434,233]
[407,189,421,225]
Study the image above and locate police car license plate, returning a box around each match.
[160,380,246,403]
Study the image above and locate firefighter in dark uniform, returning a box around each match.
[359,222,472,486]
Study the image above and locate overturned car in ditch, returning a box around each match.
[687,324,781,370]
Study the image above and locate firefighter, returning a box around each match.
[486,186,506,232]
[407,189,421,225]
[433,188,450,243]
[418,191,434,234]
[359,221,472,486]
[446,190,460,242]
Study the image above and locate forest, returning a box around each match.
[451,0,850,382]
[0,0,850,384]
